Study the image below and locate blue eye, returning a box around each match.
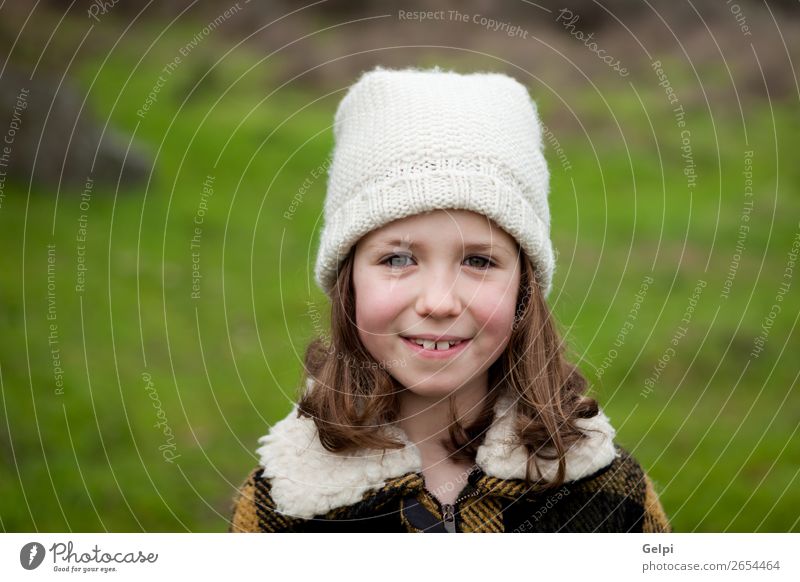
[381,255,495,270]
[465,256,494,269]
[384,254,414,268]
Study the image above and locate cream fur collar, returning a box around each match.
[256,391,618,519]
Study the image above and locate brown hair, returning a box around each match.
[298,247,599,491]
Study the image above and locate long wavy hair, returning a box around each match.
[297,245,599,491]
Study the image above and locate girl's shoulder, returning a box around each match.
[550,443,672,532]
[228,466,305,533]
[489,443,671,532]
[227,464,420,533]
[574,442,650,486]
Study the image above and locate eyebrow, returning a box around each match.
[371,238,515,256]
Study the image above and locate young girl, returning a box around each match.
[229,66,671,533]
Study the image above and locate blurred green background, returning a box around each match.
[1,1,798,532]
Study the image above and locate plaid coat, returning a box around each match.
[228,392,672,533]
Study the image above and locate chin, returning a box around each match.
[396,377,465,398]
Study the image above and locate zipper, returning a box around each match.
[438,471,482,533]
[418,465,483,533]
[442,504,456,533]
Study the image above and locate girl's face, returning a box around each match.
[352,209,521,399]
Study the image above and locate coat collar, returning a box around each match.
[256,390,618,519]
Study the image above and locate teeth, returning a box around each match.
[409,338,463,350]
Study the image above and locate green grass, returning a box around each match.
[1,18,798,532]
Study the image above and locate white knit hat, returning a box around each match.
[314,66,556,298]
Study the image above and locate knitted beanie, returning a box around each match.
[314,66,555,298]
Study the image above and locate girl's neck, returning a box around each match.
[396,372,489,459]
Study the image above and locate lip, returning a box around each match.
[401,334,469,341]
[401,336,471,359]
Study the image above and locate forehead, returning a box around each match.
[359,209,517,249]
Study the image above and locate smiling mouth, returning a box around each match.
[400,336,472,353]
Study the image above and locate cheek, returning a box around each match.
[469,283,519,336]
[354,272,401,335]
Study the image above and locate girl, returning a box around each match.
[229,66,671,533]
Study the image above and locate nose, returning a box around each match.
[415,265,464,318]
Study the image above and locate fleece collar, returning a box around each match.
[256,390,618,519]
